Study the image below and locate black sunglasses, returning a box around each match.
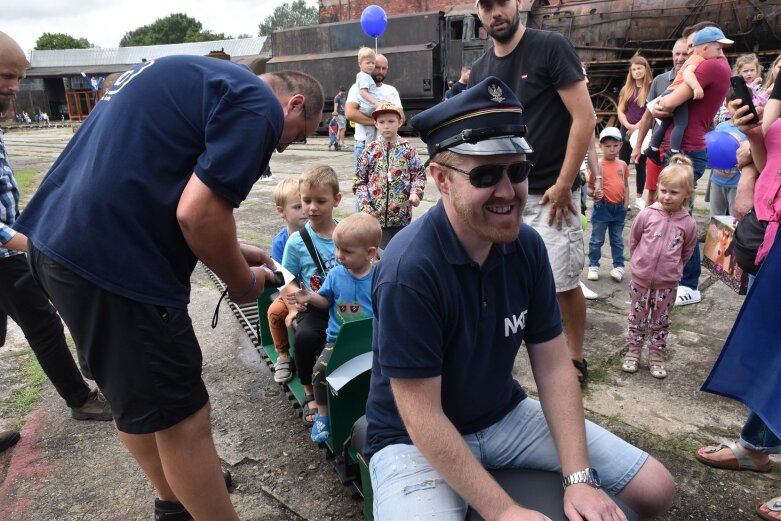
[438,161,533,188]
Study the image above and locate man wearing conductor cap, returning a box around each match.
[363,77,674,520]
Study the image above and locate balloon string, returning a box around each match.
[375,37,378,54]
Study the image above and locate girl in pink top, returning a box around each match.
[623,158,698,378]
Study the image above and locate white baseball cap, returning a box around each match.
[599,127,622,142]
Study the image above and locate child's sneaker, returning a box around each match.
[587,267,599,281]
[311,413,330,443]
[644,146,661,166]
[610,266,624,282]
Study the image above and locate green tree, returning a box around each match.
[35,33,92,50]
[120,13,227,47]
[258,0,318,36]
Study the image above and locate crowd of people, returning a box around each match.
[2,0,781,518]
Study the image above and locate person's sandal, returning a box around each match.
[301,394,317,425]
[648,353,667,379]
[621,352,640,373]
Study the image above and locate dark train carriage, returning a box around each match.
[267,0,781,131]
[266,10,489,123]
[526,0,781,127]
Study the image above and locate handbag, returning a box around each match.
[732,209,767,275]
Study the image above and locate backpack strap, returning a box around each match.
[299,227,328,277]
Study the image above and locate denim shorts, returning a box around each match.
[522,189,585,292]
[370,398,647,520]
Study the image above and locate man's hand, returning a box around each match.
[410,193,421,207]
[563,484,628,521]
[495,504,552,521]
[231,266,274,304]
[541,183,578,229]
[692,87,704,100]
[629,146,642,164]
[240,243,275,269]
[736,141,753,169]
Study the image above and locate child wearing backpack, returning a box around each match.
[281,165,341,424]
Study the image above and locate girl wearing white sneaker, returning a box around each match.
[623,157,697,378]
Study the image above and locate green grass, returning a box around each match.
[13,170,37,194]
[7,352,46,428]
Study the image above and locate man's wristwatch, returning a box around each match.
[562,467,602,489]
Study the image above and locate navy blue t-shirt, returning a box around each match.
[16,55,282,308]
[365,201,563,457]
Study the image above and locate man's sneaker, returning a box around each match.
[71,388,112,421]
[154,499,192,521]
[579,281,598,300]
[644,146,661,166]
[273,358,293,384]
[610,266,625,282]
[0,430,20,454]
[634,198,645,211]
[675,286,701,306]
[587,267,599,281]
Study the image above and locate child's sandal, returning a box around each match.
[621,352,640,373]
[648,355,667,379]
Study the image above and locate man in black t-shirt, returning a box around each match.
[470,0,595,384]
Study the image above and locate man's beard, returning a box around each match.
[486,11,521,44]
[372,72,385,84]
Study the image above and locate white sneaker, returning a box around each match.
[675,286,701,306]
[579,281,598,300]
[587,267,599,281]
[634,198,645,211]
[610,266,625,282]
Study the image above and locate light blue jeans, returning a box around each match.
[369,398,647,520]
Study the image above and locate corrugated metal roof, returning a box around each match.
[28,37,268,68]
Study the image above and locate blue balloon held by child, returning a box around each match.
[705,130,740,170]
[360,5,388,38]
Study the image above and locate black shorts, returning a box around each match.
[28,244,209,434]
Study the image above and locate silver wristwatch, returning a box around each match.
[562,467,602,489]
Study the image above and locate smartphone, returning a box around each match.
[730,75,759,123]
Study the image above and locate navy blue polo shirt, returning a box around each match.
[365,201,562,457]
[15,55,282,308]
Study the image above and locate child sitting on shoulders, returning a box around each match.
[623,155,698,379]
[281,165,342,424]
[587,127,630,283]
[645,27,733,164]
[288,213,381,442]
[267,178,308,384]
[353,102,426,249]
[355,47,382,142]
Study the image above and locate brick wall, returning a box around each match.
[319,0,474,23]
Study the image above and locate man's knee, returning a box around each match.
[618,456,675,518]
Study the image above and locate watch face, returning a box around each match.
[588,468,602,487]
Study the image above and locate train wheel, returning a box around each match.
[592,93,618,133]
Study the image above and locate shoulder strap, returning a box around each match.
[299,226,327,276]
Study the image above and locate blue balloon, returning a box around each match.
[705,130,740,170]
[360,5,388,38]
